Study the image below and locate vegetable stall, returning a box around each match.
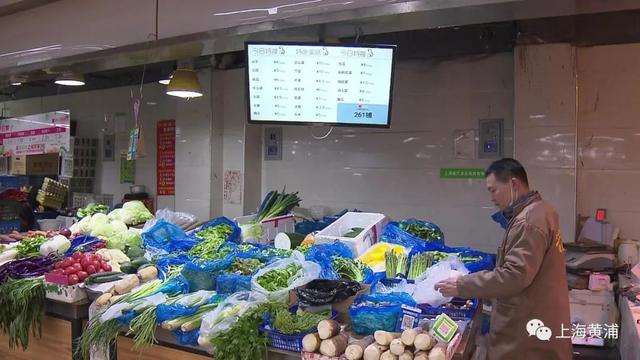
[0,194,494,360]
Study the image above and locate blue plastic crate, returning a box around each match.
[0,220,20,234]
[0,176,21,190]
[260,305,338,352]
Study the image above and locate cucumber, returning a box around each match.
[84,271,124,285]
[120,261,135,274]
[131,257,149,269]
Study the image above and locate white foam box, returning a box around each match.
[235,213,296,244]
[314,212,389,257]
[569,289,618,346]
[43,272,87,303]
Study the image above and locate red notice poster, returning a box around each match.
[157,120,175,196]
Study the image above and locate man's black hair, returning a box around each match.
[485,158,529,186]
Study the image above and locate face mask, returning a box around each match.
[491,211,509,230]
[509,178,518,207]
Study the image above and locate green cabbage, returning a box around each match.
[106,229,142,251]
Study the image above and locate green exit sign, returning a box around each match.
[440,168,485,179]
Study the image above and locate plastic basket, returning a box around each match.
[417,298,478,319]
[0,176,21,190]
[0,219,20,233]
[260,305,338,352]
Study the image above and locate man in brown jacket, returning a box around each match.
[435,158,572,360]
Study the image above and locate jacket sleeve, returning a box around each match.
[456,221,550,299]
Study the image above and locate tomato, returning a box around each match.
[83,253,94,262]
[92,260,101,269]
[102,263,112,272]
[97,268,105,273]
[54,262,63,269]
[64,267,77,275]
[67,274,79,285]
[77,271,88,282]
[94,254,102,262]
[72,252,83,260]
[86,265,96,275]
[72,263,83,272]
[81,259,91,270]
[51,269,64,275]
[62,259,73,268]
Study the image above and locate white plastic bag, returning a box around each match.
[142,208,198,231]
[413,255,469,307]
[250,251,321,302]
[100,293,167,322]
[198,291,267,348]
[374,278,416,296]
[176,290,217,307]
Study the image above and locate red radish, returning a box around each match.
[86,265,96,275]
[102,263,112,272]
[68,274,79,285]
[72,252,83,260]
[77,271,88,282]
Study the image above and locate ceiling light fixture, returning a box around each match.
[158,72,173,85]
[55,72,85,86]
[166,69,202,98]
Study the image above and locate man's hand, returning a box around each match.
[434,278,460,297]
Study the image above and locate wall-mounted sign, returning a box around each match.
[440,168,485,179]
[0,110,71,157]
[157,120,175,196]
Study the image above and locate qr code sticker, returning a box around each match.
[401,314,416,330]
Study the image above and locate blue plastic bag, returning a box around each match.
[381,219,445,249]
[156,303,197,323]
[189,216,242,244]
[142,219,200,252]
[306,242,354,280]
[116,310,137,326]
[158,274,191,295]
[216,273,252,294]
[155,253,193,280]
[408,244,495,273]
[182,257,233,291]
[172,329,200,346]
[349,292,416,335]
[65,235,102,257]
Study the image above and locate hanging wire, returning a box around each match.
[310,126,334,140]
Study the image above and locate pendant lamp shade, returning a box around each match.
[166,69,202,98]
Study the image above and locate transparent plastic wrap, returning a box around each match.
[413,256,469,307]
[142,209,198,231]
[349,292,416,335]
[250,252,321,302]
[197,291,268,347]
[381,219,444,248]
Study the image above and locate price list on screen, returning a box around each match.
[247,44,394,125]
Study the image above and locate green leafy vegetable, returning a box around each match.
[0,277,46,350]
[211,302,276,360]
[271,304,330,334]
[16,236,48,258]
[255,189,301,222]
[188,224,233,260]
[256,263,302,292]
[343,227,364,238]
[332,257,368,282]
[399,222,444,241]
[76,203,109,219]
[228,258,263,275]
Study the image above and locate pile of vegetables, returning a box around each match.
[210,302,275,360]
[256,263,302,292]
[108,201,154,226]
[50,252,112,285]
[75,213,128,239]
[0,277,46,350]
[188,224,234,260]
[255,189,301,223]
[332,257,368,282]
[399,222,444,242]
[271,304,331,335]
[407,252,434,281]
[385,251,408,279]
[0,256,56,283]
[228,258,263,275]
[76,203,109,219]
[358,243,406,270]
[16,235,48,258]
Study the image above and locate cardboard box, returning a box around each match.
[289,284,371,325]
[44,272,87,303]
[10,153,60,175]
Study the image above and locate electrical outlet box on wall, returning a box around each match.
[478,118,504,158]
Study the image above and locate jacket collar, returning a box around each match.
[503,191,541,222]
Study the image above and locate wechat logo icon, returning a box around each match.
[527,319,552,341]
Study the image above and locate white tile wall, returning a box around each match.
[514,44,577,243]
[0,72,213,221]
[577,44,640,241]
[253,55,515,253]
